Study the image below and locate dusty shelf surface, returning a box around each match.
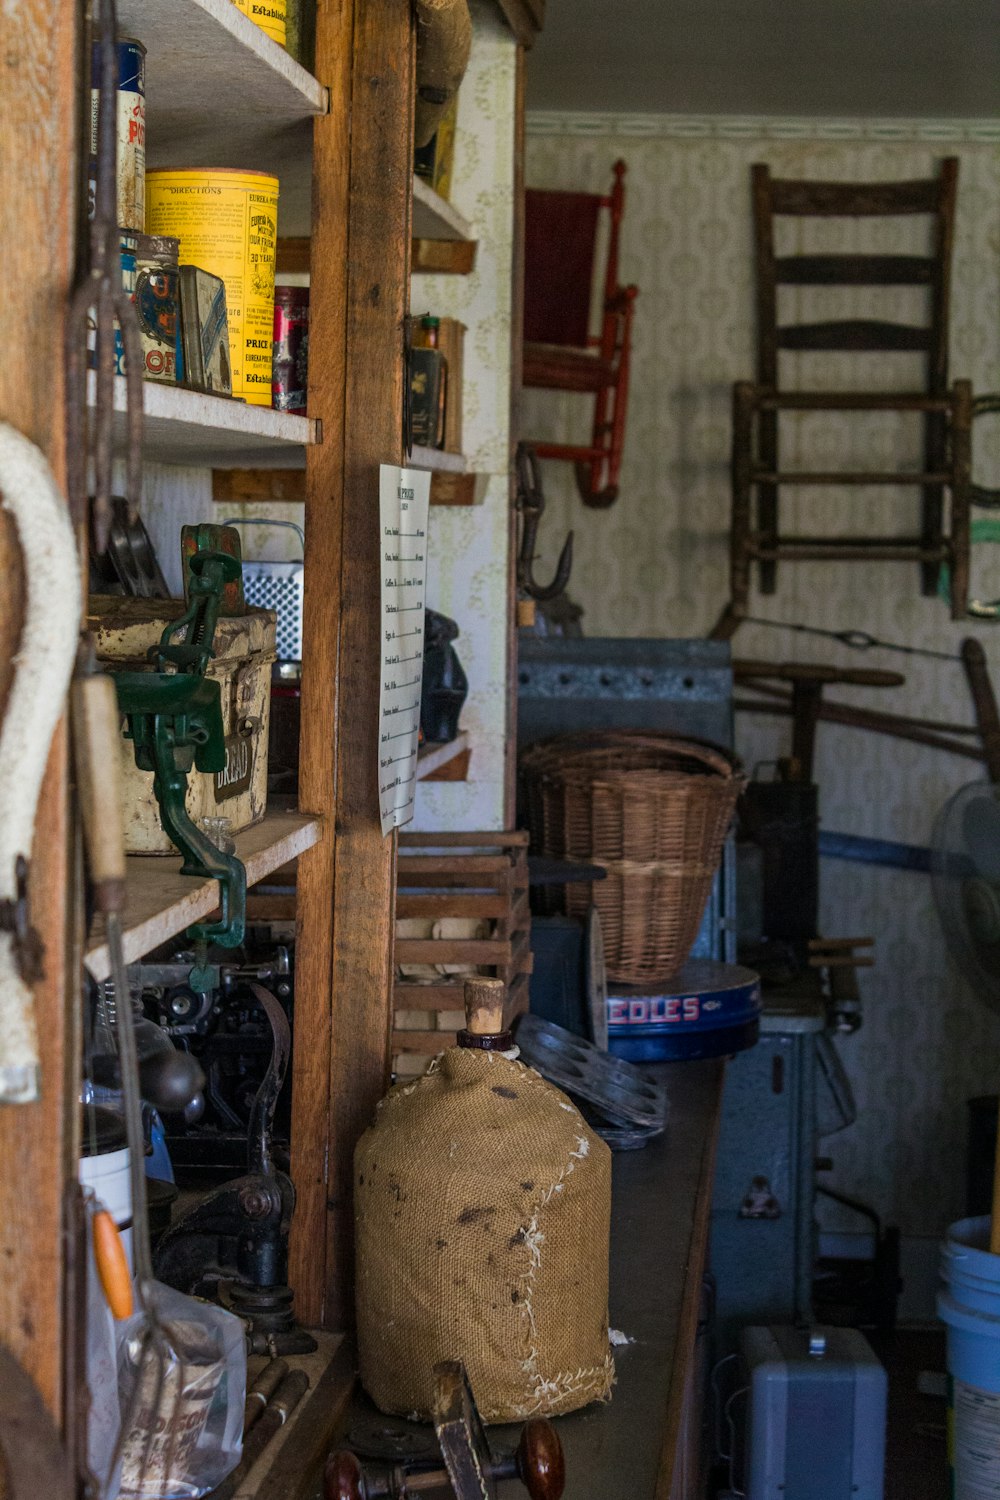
[90,373,316,467]
[416,731,470,779]
[85,810,323,980]
[412,176,475,242]
[408,444,467,474]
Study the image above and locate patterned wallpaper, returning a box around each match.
[524,114,1000,1243]
[411,0,516,833]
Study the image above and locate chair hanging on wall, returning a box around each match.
[712,156,976,638]
[522,159,638,508]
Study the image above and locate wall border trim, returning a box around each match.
[525,111,1000,143]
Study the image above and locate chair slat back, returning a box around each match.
[524,161,628,350]
[753,157,958,391]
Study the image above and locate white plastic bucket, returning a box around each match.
[80,1141,133,1269]
[939,1216,1000,1496]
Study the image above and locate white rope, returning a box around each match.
[0,422,81,1102]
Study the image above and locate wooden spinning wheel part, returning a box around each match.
[324,1362,565,1500]
[734,657,905,781]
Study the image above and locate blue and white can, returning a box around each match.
[88,36,146,232]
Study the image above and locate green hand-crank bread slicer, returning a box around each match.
[112,541,248,972]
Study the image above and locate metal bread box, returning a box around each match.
[91,595,277,854]
[739,1325,887,1500]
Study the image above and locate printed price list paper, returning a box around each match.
[379,464,431,835]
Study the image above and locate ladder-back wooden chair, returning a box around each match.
[714,157,970,637]
[522,159,638,508]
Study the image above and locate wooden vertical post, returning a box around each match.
[505,45,526,825]
[0,0,79,1418]
[290,0,413,1330]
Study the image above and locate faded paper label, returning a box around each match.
[378,465,431,835]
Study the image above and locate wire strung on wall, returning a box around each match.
[742,615,962,664]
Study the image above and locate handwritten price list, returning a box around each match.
[378,464,431,835]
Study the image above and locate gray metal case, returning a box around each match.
[740,1325,887,1500]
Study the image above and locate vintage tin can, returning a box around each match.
[179,266,232,394]
[134,234,183,384]
[233,0,287,47]
[89,36,146,232]
[272,286,309,412]
[146,169,279,406]
[87,229,138,376]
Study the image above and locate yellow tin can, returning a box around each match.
[234,0,286,47]
[145,168,278,406]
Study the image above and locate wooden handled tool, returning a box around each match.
[72,673,127,916]
[243,1357,289,1436]
[325,1416,564,1500]
[92,1207,134,1320]
[961,638,1000,785]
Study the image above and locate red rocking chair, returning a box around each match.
[522,159,638,508]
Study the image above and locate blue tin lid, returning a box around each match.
[607,959,761,1037]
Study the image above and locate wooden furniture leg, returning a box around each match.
[951,380,972,621]
[789,680,824,782]
[757,403,778,595]
[730,380,755,620]
[922,404,947,597]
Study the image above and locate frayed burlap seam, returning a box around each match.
[375,1051,614,1419]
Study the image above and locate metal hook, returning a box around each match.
[515,444,573,602]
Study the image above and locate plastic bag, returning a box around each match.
[83,1195,125,1500]
[116,1279,246,1500]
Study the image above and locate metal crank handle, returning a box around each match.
[324,1418,565,1500]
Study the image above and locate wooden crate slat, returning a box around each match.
[396,937,513,964]
[398,829,529,847]
[391,1030,452,1054]
[396,868,514,891]
[397,853,518,875]
[395,892,509,918]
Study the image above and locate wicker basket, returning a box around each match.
[521,733,743,983]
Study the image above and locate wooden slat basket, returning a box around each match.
[520,733,743,984]
[392,831,532,1076]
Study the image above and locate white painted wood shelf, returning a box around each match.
[412,176,475,243]
[84,810,323,981]
[122,0,327,238]
[408,444,467,474]
[89,372,317,467]
[417,731,470,780]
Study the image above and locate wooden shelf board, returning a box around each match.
[84,810,323,980]
[416,731,470,779]
[124,0,325,238]
[412,176,475,243]
[408,444,467,474]
[89,373,316,468]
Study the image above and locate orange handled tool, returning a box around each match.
[93,1207,134,1320]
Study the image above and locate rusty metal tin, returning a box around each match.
[134,234,183,384]
[89,36,146,232]
[87,229,139,376]
[272,285,309,412]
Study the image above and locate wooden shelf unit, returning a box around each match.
[84,811,322,981]
[412,175,476,243]
[0,0,542,1443]
[89,373,316,468]
[416,730,470,780]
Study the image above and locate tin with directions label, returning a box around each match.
[233,0,287,47]
[89,36,146,232]
[146,168,279,405]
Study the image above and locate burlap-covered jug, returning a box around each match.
[355,978,614,1423]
